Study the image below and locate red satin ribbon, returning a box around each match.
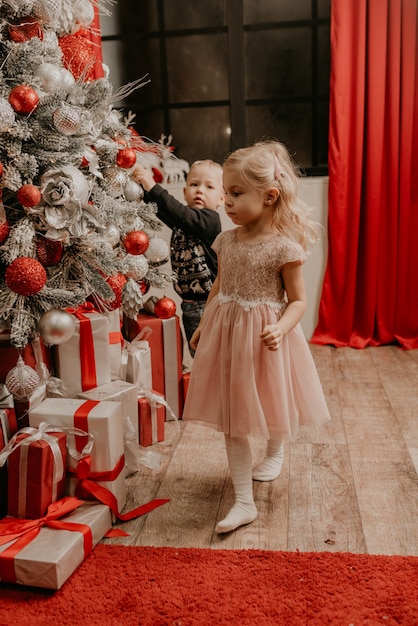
[73,399,100,454]
[68,455,169,521]
[66,303,99,391]
[0,497,91,584]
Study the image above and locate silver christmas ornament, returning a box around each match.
[0,98,15,131]
[53,104,82,135]
[145,237,169,265]
[5,356,41,400]
[104,168,128,198]
[124,180,144,202]
[103,224,121,248]
[37,309,76,345]
[124,254,149,280]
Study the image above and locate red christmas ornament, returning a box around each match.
[5,257,47,296]
[58,34,96,81]
[17,184,41,208]
[116,147,137,169]
[154,296,176,319]
[0,220,10,243]
[8,85,39,115]
[137,279,150,294]
[9,17,43,43]
[152,168,164,183]
[36,236,64,267]
[123,230,149,255]
[0,162,3,176]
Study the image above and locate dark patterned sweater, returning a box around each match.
[143,184,221,301]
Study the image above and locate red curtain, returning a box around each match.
[85,3,105,80]
[311,0,418,349]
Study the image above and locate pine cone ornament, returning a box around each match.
[122,277,144,320]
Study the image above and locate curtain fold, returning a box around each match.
[311,0,418,349]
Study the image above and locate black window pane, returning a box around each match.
[245,29,312,99]
[166,35,228,103]
[318,0,332,19]
[164,0,226,29]
[318,101,329,166]
[118,1,159,34]
[318,25,330,97]
[130,110,166,144]
[244,0,311,23]
[246,103,312,168]
[170,107,231,164]
[123,39,162,105]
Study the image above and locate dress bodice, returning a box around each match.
[213,229,306,312]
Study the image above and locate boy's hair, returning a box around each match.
[187,159,223,179]
[223,140,318,250]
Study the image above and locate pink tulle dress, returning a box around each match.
[182,229,331,439]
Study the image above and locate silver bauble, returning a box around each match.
[104,168,128,198]
[124,180,144,202]
[0,98,15,131]
[5,356,41,400]
[37,309,76,345]
[53,104,81,135]
[145,237,170,265]
[124,254,149,280]
[103,224,121,248]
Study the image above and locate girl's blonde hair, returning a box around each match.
[223,140,318,250]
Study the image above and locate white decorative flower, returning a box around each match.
[26,165,100,240]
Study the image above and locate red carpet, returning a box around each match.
[0,546,417,625]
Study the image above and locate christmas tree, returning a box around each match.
[0,0,176,350]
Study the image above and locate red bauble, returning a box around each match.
[17,184,41,208]
[36,236,64,267]
[137,279,150,294]
[58,34,96,81]
[152,167,164,183]
[9,18,43,42]
[8,85,39,115]
[0,220,10,243]
[5,257,47,296]
[0,162,3,176]
[154,296,176,319]
[116,147,137,169]
[123,230,149,255]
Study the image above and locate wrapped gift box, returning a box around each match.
[0,408,17,450]
[123,312,183,418]
[54,304,112,398]
[138,391,165,447]
[0,499,112,589]
[121,332,153,392]
[6,427,66,519]
[78,380,138,436]
[106,309,123,381]
[29,398,126,514]
[0,331,52,384]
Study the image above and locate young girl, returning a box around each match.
[182,140,331,534]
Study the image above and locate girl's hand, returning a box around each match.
[189,327,202,351]
[260,323,284,351]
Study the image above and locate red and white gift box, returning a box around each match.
[77,380,138,436]
[138,390,165,447]
[54,304,112,398]
[0,498,112,589]
[106,309,124,381]
[0,408,17,450]
[1,424,66,519]
[123,312,183,418]
[28,398,126,515]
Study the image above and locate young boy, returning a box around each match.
[132,160,224,356]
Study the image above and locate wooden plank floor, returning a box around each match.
[103,345,418,555]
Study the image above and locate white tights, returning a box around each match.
[216,435,257,534]
[252,438,285,481]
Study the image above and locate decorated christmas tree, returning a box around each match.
[0,0,177,351]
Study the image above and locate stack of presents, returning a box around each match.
[0,303,190,590]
